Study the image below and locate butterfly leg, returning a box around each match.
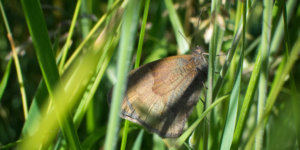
[199,97,210,124]
[199,97,205,105]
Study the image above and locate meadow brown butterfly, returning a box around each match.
[107,46,208,138]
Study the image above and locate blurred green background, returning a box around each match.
[0,0,300,149]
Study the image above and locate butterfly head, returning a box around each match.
[193,46,208,72]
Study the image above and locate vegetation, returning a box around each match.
[0,0,299,149]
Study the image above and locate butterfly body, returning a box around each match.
[108,47,208,138]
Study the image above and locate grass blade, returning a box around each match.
[1,0,28,119]
[20,0,82,148]
[121,0,149,149]
[245,37,300,150]
[220,1,246,149]
[63,0,124,71]
[255,0,272,149]
[0,58,12,102]
[19,5,123,149]
[81,127,107,149]
[269,0,297,57]
[231,48,261,150]
[164,0,189,54]
[59,0,82,72]
[203,0,221,149]
[213,0,257,101]
[282,2,300,148]
[132,130,144,150]
[171,93,230,150]
[104,1,140,149]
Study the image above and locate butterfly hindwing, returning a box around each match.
[117,55,205,138]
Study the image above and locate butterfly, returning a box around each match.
[107,46,208,138]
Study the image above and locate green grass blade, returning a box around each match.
[255,0,272,149]
[289,73,300,150]
[132,130,144,150]
[121,1,149,149]
[213,0,257,101]
[80,0,91,39]
[59,0,82,72]
[63,0,124,71]
[120,120,130,150]
[164,0,189,54]
[231,49,261,150]
[171,93,230,150]
[53,24,121,150]
[19,5,123,149]
[267,0,296,124]
[220,1,246,149]
[0,58,12,102]
[153,134,165,150]
[245,37,300,150]
[21,30,60,139]
[104,1,140,149]
[244,36,261,56]
[81,127,107,149]
[21,80,50,138]
[270,0,284,38]
[282,2,300,148]
[20,0,81,149]
[219,56,242,150]
[269,0,296,57]
[135,0,150,68]
[215,0,230,66]
[231,0,286,147]
[203,1,221,149]
[1,140,23,149]
[1,0,28,119]
[106,0,115,25]
[74,28,121,130]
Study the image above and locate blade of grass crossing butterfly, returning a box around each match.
[121,0,149,149]
[171,93,230,150]
[104,0,140,149]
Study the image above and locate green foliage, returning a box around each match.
[0,0,300,149]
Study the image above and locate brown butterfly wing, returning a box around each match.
[108,55,206,138]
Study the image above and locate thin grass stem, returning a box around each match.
[0,1,28,119]
[59,0,82,72]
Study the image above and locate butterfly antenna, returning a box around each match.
[216,53,227,56]
[178,30,191,47]
[193,9,204,48]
